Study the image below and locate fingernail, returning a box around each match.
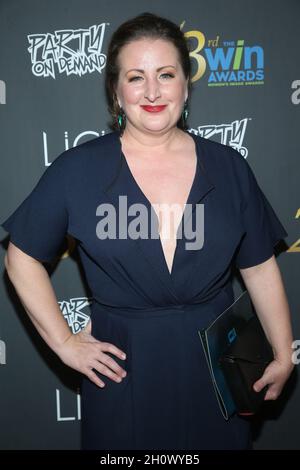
[122,353,126,359]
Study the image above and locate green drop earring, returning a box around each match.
[117,113,123,128]
[117,106,126,132]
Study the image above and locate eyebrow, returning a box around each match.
[126,65,177,74]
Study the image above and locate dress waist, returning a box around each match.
[92,284,234,320]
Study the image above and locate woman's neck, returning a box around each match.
[120,125,186,154]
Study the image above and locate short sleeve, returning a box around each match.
[1,152,69,263]
[234,157,288,269]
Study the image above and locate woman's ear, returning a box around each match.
[116,94,122,108]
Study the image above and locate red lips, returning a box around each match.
[141,105,167,113]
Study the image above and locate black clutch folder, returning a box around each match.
[198,289,274,420]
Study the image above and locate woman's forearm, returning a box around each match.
[239,255,294,363]
[4,249,72,355]
[4,245,127,389]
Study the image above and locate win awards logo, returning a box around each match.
[182,25,264,87]
[205,37,264,87]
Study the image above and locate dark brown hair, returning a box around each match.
[105,12,192,133]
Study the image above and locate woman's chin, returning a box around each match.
[141,120,172,133]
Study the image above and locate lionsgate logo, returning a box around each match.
[96,196,205,250]
[27,23,109,78]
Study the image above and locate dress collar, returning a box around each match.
[102,129,216,303]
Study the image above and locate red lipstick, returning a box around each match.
[141,105,167,113]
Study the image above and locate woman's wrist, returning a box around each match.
[273,347,295,368]
[51,331,74,356]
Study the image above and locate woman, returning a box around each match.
[2,12,294,450]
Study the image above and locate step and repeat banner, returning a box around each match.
[0,0,299,450]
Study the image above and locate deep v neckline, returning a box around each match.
[118,130,200,277]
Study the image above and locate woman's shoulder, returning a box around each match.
[57,131,117,160]
[49,131,119,174]
[191,132,250,177]
[191,131,241,159]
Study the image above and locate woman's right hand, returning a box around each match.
[56,319,127,388]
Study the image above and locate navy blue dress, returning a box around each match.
[1,130,288,450]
